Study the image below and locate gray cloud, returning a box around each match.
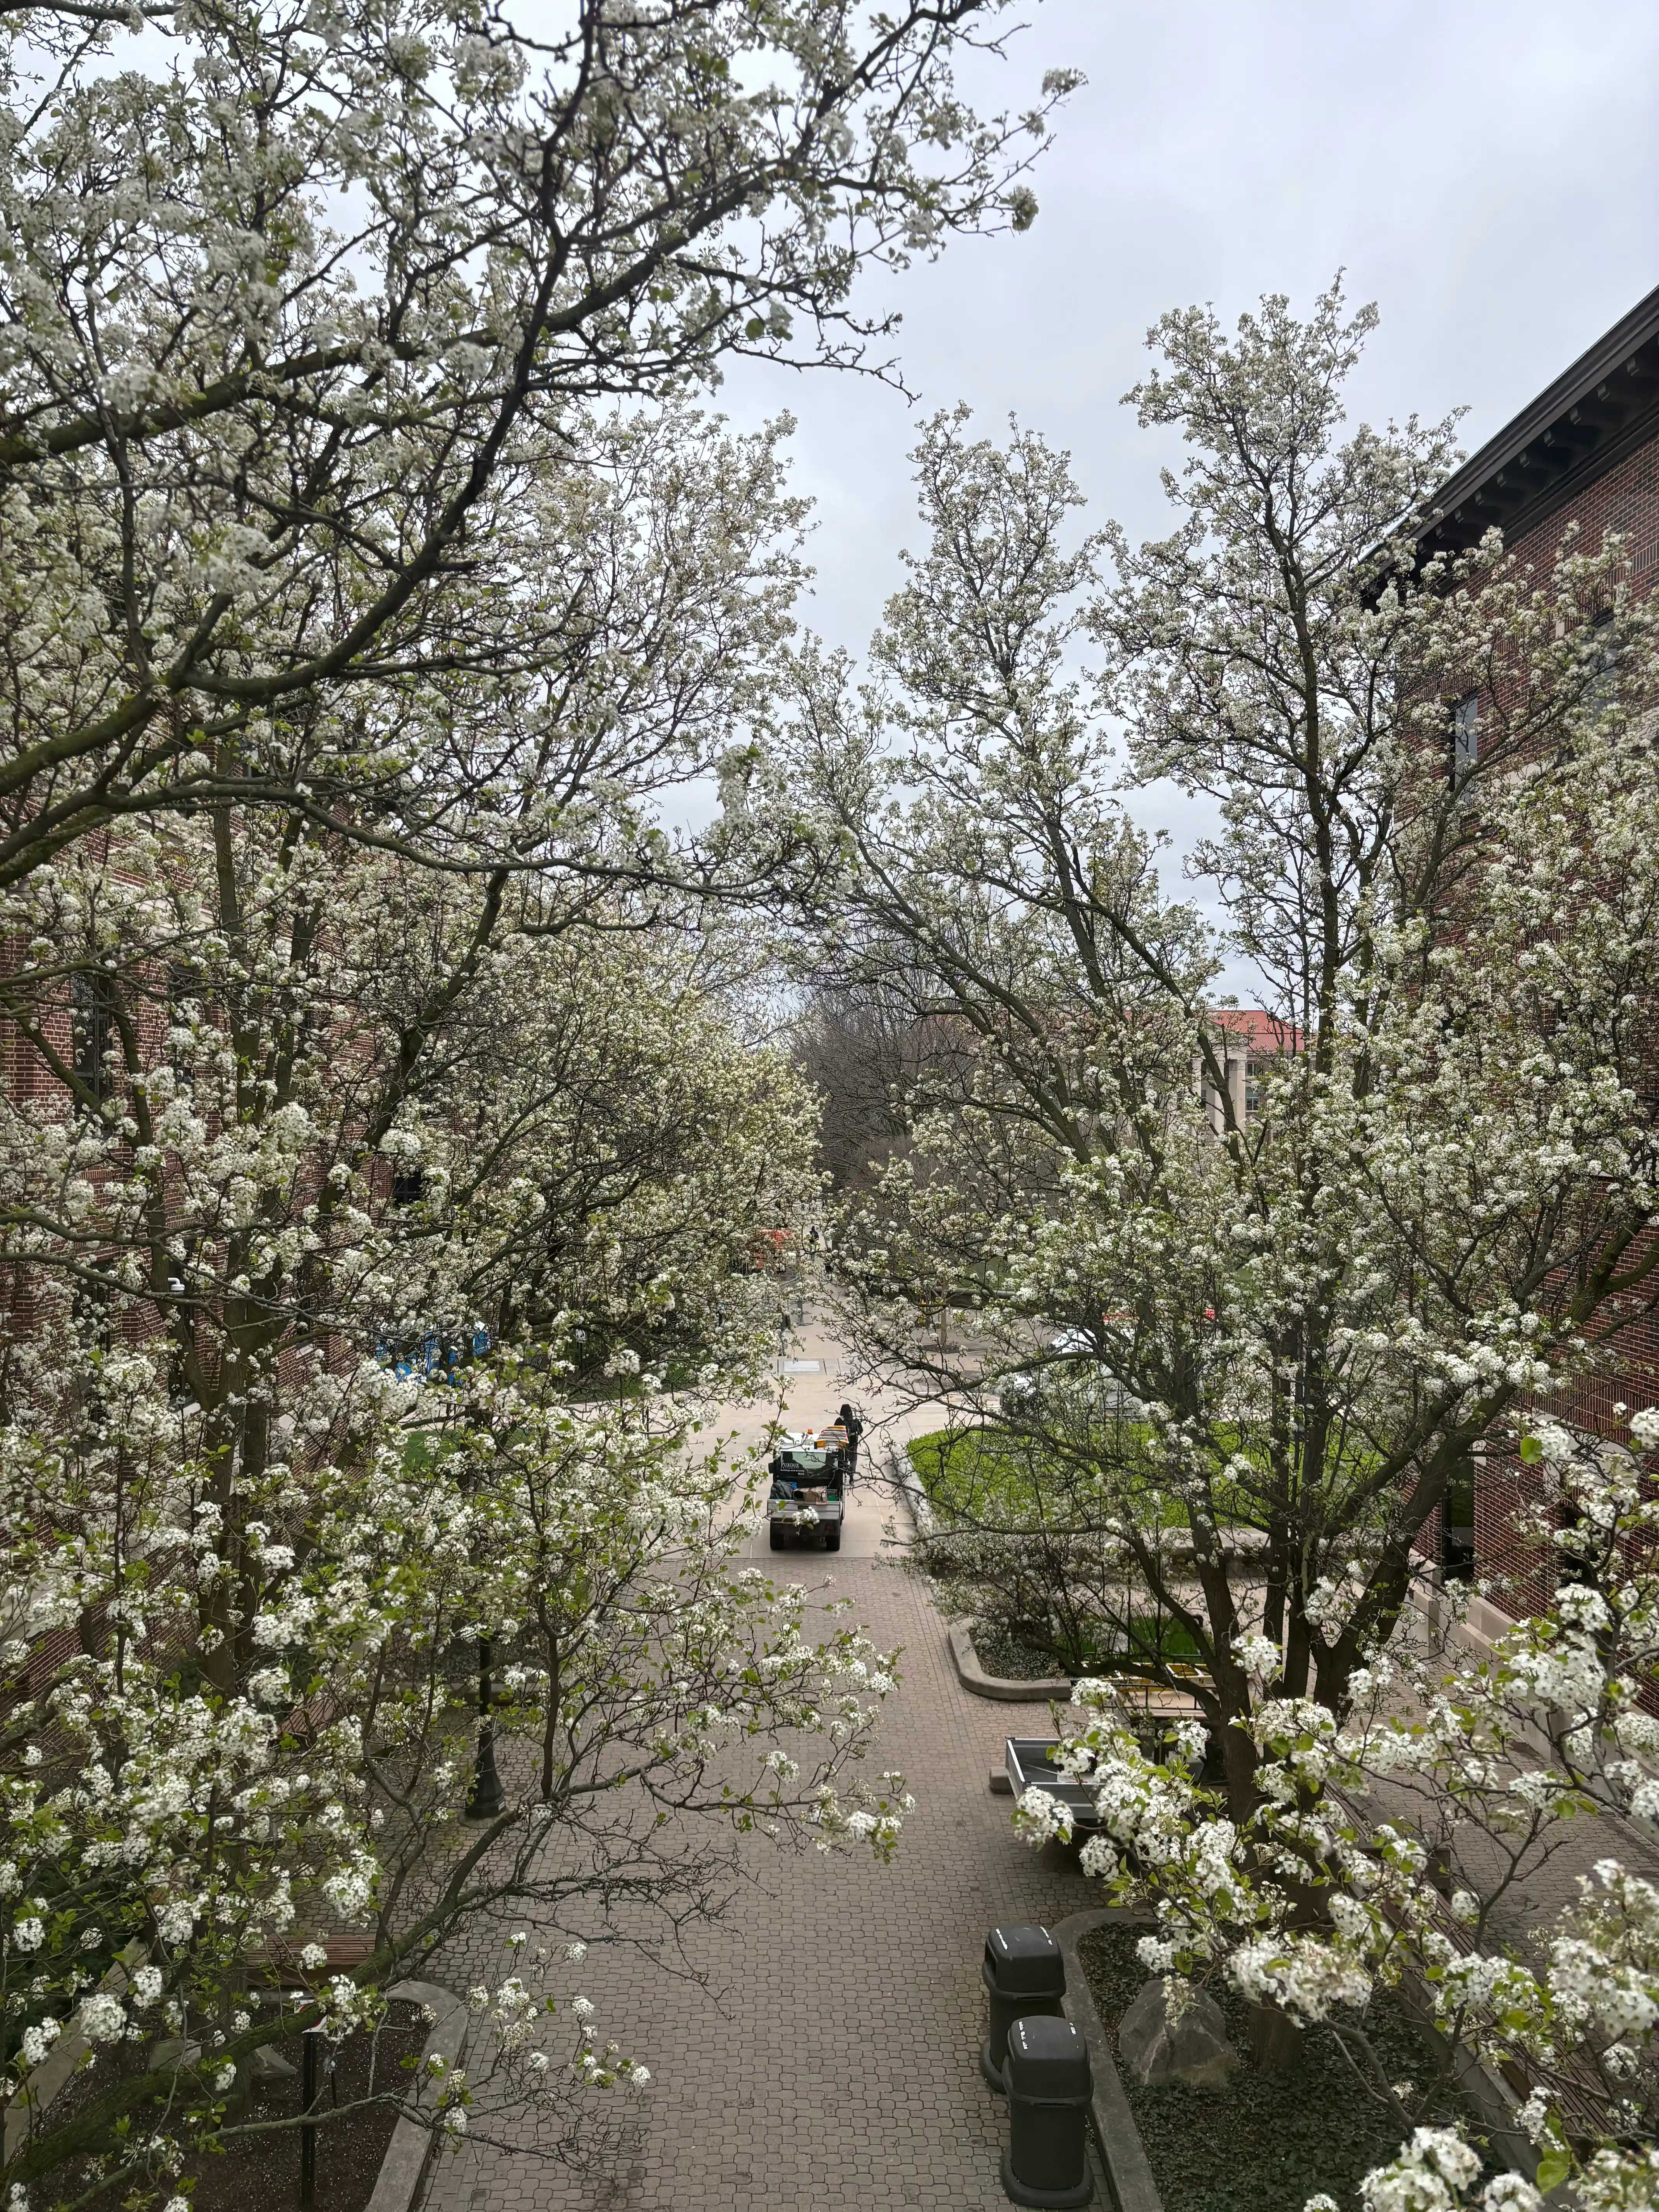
[726,0,1659,644]
[711,0,1658,985]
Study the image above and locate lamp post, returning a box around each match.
[465,1635,503,1819]
[299,2024,323,2210]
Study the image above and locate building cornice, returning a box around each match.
[1416,282,1659,563]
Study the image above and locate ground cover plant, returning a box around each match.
[1080,1921,1488,2212]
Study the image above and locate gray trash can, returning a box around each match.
[1001,2013,1093,2208]
[981,1924,1065,2092]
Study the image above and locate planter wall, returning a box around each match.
[364,1979,471,2212]
[950,1619,1076,1704]
[1050,1910,1164,2212]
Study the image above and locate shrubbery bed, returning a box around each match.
[1080,1922,1489,2212]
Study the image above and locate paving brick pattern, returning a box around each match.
[424,1334,1099,2211]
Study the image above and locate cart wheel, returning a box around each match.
[769,1523,785,1551]
[824,1523,842,1553]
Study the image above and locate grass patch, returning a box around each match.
[907,1425,1271,1534]
[1080,1921,1490,2212]
[906,1426,1195,1531]
[966,1616,1203,1679]
[907,1427,1038,1520]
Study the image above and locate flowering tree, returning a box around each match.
[0,1351,912,2203]
[0,1,1084,2196]
[0,766,900,2196]
[762,287,1659,1813]
[0,402,813,1557]
[0,374,907,2202]
[0,0,1077,886]
[1015,1410,1659,2211]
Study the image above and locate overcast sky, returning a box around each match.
[711,0,1659,963]
[723,0,1659,644]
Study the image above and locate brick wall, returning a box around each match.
[1451,427,1659,1603]
[1501,434,1659,591]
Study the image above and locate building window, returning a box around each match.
[1442,1449,1475,1585]
[1584,607,1619,721]
[168,962,205,1080]
[1450,693,1478,788]
[70,972,117,1107]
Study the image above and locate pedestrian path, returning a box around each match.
[424,1328,1098,2212]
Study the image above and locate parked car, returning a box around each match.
[998,1331,1142,1418]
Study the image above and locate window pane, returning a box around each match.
[1451,693,1478,785]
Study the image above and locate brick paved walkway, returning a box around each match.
[423,1326,1100,2212]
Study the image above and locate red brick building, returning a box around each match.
[1416,283,1659,585]
[1411,281,1659,1606]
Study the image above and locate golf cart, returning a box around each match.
[767,1426,848,1553]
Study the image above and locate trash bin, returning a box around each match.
[981,1923,1065,2092]
[1001,2013,1093,2208]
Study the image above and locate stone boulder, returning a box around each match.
[149,2035,295,2082]
[1118,1976,1236,2088]
[248,2040,298,2081]
[149,2036,202,2072]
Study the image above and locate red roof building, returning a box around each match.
[1209,1009,1303,1056]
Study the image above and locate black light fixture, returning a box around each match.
[465,1637,504,1819]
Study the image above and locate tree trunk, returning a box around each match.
[1249,2002,1303,2077]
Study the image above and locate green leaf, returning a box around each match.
[744,317,765,339]
[1520,1436,1543,1463]
[1535,2151,1571,2195]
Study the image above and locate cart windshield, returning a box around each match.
[773,1437,829,1469]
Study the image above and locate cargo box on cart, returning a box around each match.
[768,1431,846,1553]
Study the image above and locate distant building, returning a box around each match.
[1196,1008,1301,1131]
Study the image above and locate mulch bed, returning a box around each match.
[182,2000,429,2212]
[50,2001,432,2212]
[969,1620,1073,1680]
[1080,1922,1491,2212]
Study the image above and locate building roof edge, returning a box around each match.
[1417,282,1659,560]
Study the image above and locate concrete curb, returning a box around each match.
[1051,1910,1164,2212]
[949,1619,1076,1704]
[3,1940,147,2161]
[365,1980,470,2212]
[884,1436,936,1537]
[1393,1970,1538,2183]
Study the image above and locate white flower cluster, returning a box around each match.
[1012,1407,1659,2207]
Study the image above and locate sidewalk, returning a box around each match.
[422,1320,1098,2212]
